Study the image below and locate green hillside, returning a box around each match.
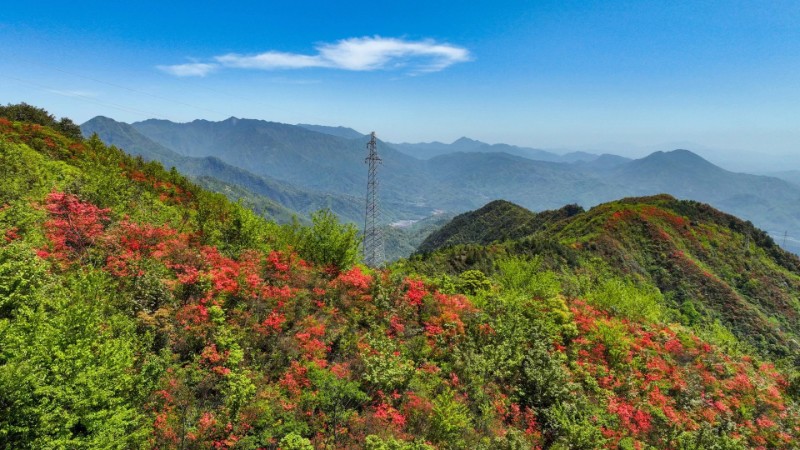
[417,200,583,253]
[2,106,799,449]
[408,195,800,362]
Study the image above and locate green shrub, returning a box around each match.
[279,432,314,450]
[365,435,435,450]
[587,278,664,322]
[429,390,472,448]
[282,209,361,271]
[495,256,560,299]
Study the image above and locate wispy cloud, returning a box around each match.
[216,52,325,70]
[47,89,100,98]
[157,62,218,77]
[317,37,471,72]
[159,36,470,77]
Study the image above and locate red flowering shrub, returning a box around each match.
[38,191,109,263]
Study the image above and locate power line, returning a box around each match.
[11,57,231,118]
[1,74,179,121]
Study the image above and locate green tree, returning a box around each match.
[279,432,314,450]
[283,209,361,271]
[308,367,368,447]
[456,269,492,296]
[0,103,83,140]
[429,389,472,448]
[365,435,435,450]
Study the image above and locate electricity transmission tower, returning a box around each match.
[363,132,384,267]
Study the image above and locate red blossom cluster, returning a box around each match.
[38,191,110,263]
[564,299,797,448]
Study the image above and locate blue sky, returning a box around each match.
[2,1,800,163]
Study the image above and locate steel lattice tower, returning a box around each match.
[363,132,384,267]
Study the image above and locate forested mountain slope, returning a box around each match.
[606,151,800,251]
[412,195,800,362]
[416,200,583,253]
[81,116,366,224]
[2,106,798,449]
[128,117,436,217]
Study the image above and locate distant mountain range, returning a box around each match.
[390,136,599,162]
[82,116,366,223]
[294,123,605,163]
[296,123,365,140]
[82,116,800,255]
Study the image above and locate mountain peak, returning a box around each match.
[628,149,721,175]
[647,148,709,163]
[452,136,481,145]
[297,123,365,139]
[449,136,487,152]
[417,200,585,253]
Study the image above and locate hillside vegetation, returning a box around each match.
[412,196,800,362]
[1,106,799,449]
[417,200,583,253]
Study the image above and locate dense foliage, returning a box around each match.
[410,196,800,365]
[0,102,82,140]
[2,109,799,449]
[416,200,582,254]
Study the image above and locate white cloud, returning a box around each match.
[216,51,326,70]
[47,89,100,98]
[157,62,218,77]
[317,36,471,72]
[159,36,470,76]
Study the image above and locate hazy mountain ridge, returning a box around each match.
[762,169,800,187]
[391,136,598,162]
[81,116,369,223]
[84,115,800,256]
[129,117,436,209]
[297,123,366,139]
[424,151,627,210]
